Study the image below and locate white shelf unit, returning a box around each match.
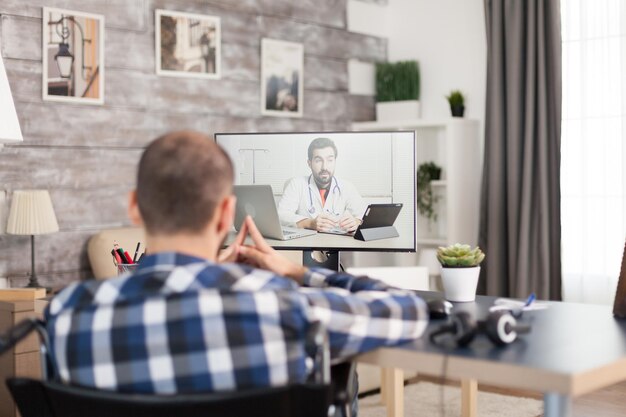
[351,118,482,249]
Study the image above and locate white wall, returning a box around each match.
[344,0,487,270]
[386,0,487,124]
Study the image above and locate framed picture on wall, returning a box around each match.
[42,7,105,105]
[261,38,303,118]
[155,9,221,79]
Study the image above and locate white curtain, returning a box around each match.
[561,0,626,304]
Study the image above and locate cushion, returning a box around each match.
[88,227,145,279]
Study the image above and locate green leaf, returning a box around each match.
[376,61,420,102]
[445,90,464,107]
[436,243,485,268]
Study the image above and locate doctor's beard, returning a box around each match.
[313,170,332,188]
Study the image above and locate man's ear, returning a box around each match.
[216,194,236,235]
[307,160,312,170]
[128,190,143,226]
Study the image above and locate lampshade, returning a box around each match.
[418,248,441,277]
[6,190,59,235]
[0,51,23,144]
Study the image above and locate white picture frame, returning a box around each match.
[155,9,221,79]
[42,7,105,105]
[261,38,304,118]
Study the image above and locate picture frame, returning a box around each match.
[42,7,105,105]
[260,38,303,118]
[155,9,221,79]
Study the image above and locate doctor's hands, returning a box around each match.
[339,212,361,232]
[296,212,336,232]
[317,211,361,233]
[297,211,361,233]
[314,212,339,232]
[236,216,308,285]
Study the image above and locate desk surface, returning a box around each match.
[357,291,626,396]
[224,231,415,251]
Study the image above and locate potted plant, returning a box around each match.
[445,90,465,117]
[417,161,442,222]
[375,60,420,122]
[437,243,485,302]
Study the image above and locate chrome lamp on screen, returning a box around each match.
[48,14,92,79]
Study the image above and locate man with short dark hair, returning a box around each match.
[135,130,235,236]
[279,137,367,233]
[45,131,427,410]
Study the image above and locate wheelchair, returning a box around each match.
[0,318,356,417]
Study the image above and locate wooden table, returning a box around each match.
[358,292,626,417]
[0,300,44,417]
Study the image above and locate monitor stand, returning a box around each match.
[302,250,340,271]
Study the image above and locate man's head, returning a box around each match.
[307,138,337,188]
[129,131,235,240]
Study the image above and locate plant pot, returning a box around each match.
[440,266,480,302]
[450,104,465,117]
[376,100,421,122]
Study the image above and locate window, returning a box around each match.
[561,0,626,303]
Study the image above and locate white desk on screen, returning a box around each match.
[225,231,414,251]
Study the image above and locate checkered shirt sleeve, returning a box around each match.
[301,268,428,360]
[45,252,428,394]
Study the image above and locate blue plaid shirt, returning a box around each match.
[45,252,428,394]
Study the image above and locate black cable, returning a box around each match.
[429,318,456,417]
[430,325,454,417]
[439,351,449,417]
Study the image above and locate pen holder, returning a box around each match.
[115,263,138,275]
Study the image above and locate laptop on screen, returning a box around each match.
[233,185,317,241]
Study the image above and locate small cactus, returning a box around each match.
[445,90,465,107]
[437,243,485,268]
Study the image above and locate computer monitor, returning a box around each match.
[215,131,416,252]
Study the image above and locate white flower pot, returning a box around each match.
[376,100,421,122]
[440,266,480,302]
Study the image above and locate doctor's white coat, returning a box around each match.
[278,175,367,227]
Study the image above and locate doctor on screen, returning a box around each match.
[278,137,367,233]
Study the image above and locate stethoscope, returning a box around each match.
[307,174,341,215]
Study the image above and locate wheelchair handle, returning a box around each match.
[305,321,330,385]
[0,318,42,355]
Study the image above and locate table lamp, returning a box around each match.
[0,51,23,147]
[6,190,59,288]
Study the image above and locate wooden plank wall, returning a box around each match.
[0,0,384,287]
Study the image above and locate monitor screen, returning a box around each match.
[215,131,416,252]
